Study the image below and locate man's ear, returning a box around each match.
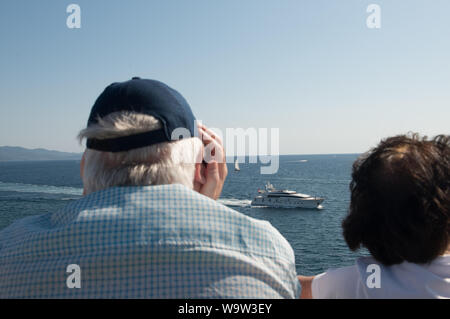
[80,152,87,195]
[80,151,86,180]
[194,162,206,185]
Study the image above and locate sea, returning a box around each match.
[0,154,369,276]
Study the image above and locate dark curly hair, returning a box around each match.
[342,133,450,265]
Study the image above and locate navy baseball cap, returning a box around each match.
[86,77,197,152]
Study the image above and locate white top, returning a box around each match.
[312,256,450,299]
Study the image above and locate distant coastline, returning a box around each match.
[0,146,82,162]
[0,145,360,162]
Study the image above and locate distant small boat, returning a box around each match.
[234,159,240,171]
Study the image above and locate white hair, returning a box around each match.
[78,112,202,195]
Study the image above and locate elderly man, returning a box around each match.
[0,77,300,298]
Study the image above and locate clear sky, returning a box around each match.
[0,0,449,154]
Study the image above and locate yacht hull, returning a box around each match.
[251,196,323,209]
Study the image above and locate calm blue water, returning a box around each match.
[0,155,368,275]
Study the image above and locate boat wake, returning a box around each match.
[0,181,83,196]
[218,198,252,208]
[0,182,253,208]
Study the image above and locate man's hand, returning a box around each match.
[197,124,227,200]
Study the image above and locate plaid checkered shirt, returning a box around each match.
[0,184,301,298]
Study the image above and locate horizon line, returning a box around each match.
[0,145,362,157]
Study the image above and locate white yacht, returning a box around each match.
[251,182,324,209]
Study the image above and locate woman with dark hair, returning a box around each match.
[299,134,450,298]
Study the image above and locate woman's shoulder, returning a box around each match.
[312,263,361,298]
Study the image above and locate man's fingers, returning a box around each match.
[200,161,220,200]
[197,125,227,200]
[198,125,224,147]
[201,129,225,164]
[206,161,220,180]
